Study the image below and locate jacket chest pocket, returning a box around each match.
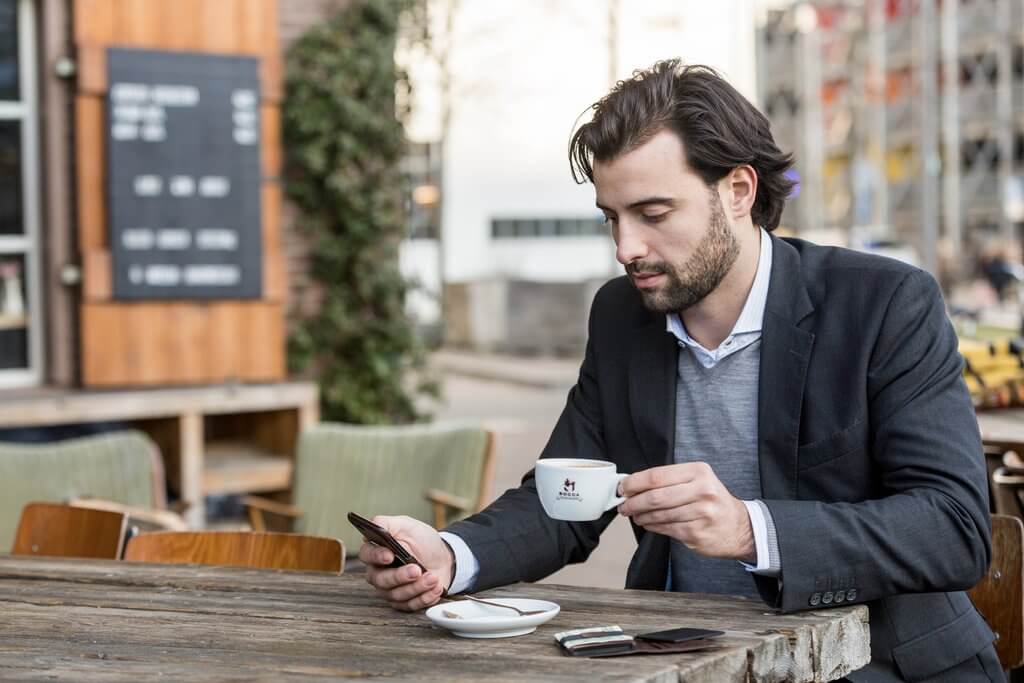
[797,418,868,471]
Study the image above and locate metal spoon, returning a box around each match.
[456,594,548,616]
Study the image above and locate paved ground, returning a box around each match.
[426,351,635,590]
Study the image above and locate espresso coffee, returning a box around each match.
[535,458,628,521]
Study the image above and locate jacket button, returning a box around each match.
[846,589,857,602]
[822,591,834,604]
[834,590,845,603]
[809,592,821,606]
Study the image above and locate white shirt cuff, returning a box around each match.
[438,531,480,594]
[739,499,781,577]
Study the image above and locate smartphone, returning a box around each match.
[346,511,426,570]
[634,627,724,643]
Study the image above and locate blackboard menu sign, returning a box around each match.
[106,48,262,300]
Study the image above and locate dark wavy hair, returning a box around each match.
[569,59,795,231]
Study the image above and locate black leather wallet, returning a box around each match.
[553,626,721,658]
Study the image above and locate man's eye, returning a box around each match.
[602,215,617,226]
[643,213,667,223]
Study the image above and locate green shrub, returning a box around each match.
[283,0,436,423]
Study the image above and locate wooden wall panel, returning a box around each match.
[77,45,106,95]
[73,0,115,46]
[262,184,284,302]
[82,303,284,386]
[262,184,281,257]
[261,105,281,178]
[82,249,112,301]
[160,0,202,51]
[75,96,106,250]
[238,0,268,56]
[74,0,285,387]
[114,0,160,46]
[200,0,241,54]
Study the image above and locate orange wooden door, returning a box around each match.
[73,0,285,386]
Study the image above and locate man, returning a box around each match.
[361,60,999,681]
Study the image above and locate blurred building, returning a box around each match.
[758,0,1024,280]
[402,0,759,353]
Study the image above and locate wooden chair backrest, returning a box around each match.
[123,531,344,573]
[11,502,127,559]
[969,514,1024,669]
[992,467,1024,518]
[984,445,1010,513]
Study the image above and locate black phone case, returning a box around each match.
[346,512,426,570]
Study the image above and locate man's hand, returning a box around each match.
[618,462,755,561]
[359,515,455,612]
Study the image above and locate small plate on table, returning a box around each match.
[425,598,560,638]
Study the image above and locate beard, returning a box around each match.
[627,191,740,314]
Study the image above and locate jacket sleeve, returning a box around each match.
[442,291,618,591]
[756,269,991,612]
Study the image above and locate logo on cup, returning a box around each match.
[558,478,580,501]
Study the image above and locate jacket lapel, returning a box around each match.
[628,316,679,470]
[757,237,815,499]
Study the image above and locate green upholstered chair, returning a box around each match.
[244,422,495,555]
[0,431,169,551]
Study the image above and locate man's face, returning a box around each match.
[594,129,740,314]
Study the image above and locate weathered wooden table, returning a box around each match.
[0,556,869,682]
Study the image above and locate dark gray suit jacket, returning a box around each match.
[447,236,1001,682]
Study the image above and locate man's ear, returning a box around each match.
[724,165,757,220]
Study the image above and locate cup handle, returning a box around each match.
[605,473,629,510]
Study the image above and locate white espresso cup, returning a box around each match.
[535,458,628,522]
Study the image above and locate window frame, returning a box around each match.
[0,0,44,387]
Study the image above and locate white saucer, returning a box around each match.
[425,598,560,638]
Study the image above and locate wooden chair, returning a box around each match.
[12,502,127,559]
[985,445,1013,512]
[123,531,344,573]
[992,466,1024,519]
[969,514,1024,670]
[0,431,185,549]
[243,422,495,554]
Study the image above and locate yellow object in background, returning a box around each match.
[959,337,1024,410]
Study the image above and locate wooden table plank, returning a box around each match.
[0,557,869,682]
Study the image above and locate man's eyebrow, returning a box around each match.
[595,197,677,212]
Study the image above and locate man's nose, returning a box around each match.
[615,223,647,266]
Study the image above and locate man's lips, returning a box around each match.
[631,272,665,289]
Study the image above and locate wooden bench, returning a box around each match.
[0,383,318,527]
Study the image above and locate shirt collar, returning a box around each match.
[665,227,773,343]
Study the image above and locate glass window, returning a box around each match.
[515,219,537,237]
[0,0,17,101]
[0,0,40,385]
[583,218,604,236]
[0,121,22,235]
[492,219,515,238]
[0,254,27,370]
